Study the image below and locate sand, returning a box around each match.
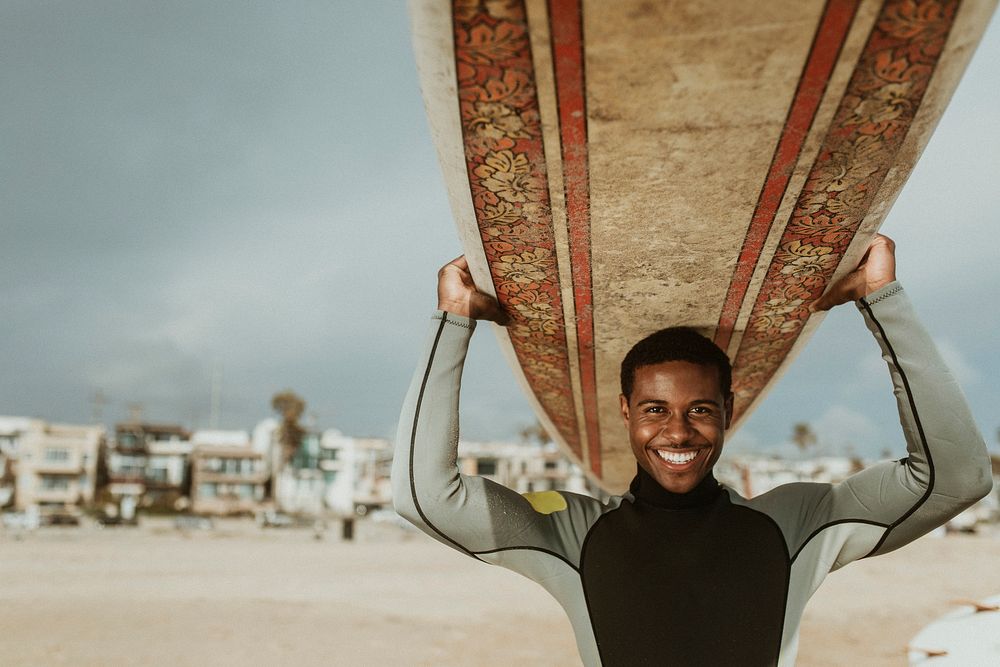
[1,519,999,666]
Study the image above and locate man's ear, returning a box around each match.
[724,392,734,430]
[619,394,630,426]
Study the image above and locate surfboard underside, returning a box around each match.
[411,0,996,491]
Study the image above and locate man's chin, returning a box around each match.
[657,475,701,494]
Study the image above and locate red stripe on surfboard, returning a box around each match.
[451,1,584,460]
[548,0,601,477]
[728,0,959,421]
[714,0,860,352]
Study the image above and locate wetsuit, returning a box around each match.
[392,282,992,666]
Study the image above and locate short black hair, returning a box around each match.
[620,327,732,400]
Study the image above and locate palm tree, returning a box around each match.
[791,422,817,452]
[271,390,306,465]
[520,420,552,446]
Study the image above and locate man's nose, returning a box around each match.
[658,413,694,445]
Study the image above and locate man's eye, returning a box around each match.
[690,406,711,415]
[644,406,665,414]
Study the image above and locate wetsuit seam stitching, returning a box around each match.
[790,518,889,564]
[408,312,485,563]
[432,312,475,330]
[861,284,903,306]
[857,300,934,558]
[474,545,580,572]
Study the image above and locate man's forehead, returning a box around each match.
[632,360,724,395]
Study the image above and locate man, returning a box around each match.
[392,235,992,666]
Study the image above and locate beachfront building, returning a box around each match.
[189,430,267,515]
[252,418,319,512]
[0,417,46,508]
[714,454,863,498]
[318,430,392,516]
[274,430,325,515]
[252,419,392,516]
[457,440,594,496]
[143,439,194,510]
[14,422,103,511]
[106,422,190,505]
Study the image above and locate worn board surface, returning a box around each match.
[411,0,996,491]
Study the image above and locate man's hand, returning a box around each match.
[437,255,510,325]
[811,233,896,312]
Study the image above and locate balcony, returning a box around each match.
[33,460,84,475]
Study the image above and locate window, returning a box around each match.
[44,448,70,462]
[476,458,497,476]
[41,476,70,490]
[199,483,216,498]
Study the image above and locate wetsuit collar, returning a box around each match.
[629,465,722,509]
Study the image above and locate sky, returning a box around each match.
[2,2,998,459]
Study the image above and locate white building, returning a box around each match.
[319,430,391,516]
[0,417,46,508]
[191,429,251,448]
[0,416,45,458]
[715,454,863,498]
[14,422,103,511]
[457,440,593,496]
[107,422,190,503]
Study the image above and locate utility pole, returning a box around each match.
[90,389,108,425]
[209,362,223,429]
[127,402,144,423]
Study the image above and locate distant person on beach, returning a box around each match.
[392,234,992,666]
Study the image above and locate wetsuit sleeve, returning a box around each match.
[821,281,992,564]
[391,312,593,563]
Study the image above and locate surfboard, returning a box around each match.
[908,596,1000,665]
[410,0,996,491]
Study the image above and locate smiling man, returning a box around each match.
[619,326,734,494]
[392,235,993,666]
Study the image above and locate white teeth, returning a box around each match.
[656,449,698,464]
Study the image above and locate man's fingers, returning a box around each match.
[871,232,895,248]
[810,270,862,312]
[809,293,833,312]
[470,292,511,326]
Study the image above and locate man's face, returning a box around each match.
[620,360,733,494]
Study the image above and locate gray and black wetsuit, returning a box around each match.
[392,282,992,666]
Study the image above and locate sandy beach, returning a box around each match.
[2,519,999,666]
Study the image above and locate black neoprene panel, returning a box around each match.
[580,471,789,666]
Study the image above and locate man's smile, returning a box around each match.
[650,447,708,471]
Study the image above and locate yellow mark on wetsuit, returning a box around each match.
[522,490,567,514]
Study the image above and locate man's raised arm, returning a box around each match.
[391,257,548,560]
[811,235,992,565]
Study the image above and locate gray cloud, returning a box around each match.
[2,3,997,456]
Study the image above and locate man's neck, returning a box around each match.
[629,465,721,509]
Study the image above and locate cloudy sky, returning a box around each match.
[2,2,997,458]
